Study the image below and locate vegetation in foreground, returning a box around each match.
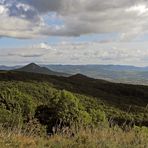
[0,71,148,147]
[0,124,148,148]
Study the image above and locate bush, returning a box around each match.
[89,109,106,124]
[35,90,93,132]
[49,90,81,123]
[0,107,23,127]
[0,88,35,125]
[35,90,108,133]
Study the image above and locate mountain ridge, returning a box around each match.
[1,63,148,85]
[14,63,70,77]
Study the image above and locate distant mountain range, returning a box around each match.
[44,65,148,85]
[0,65,20,70]
[1,63,148,85]
[14,63,69,77]
[45,64,148,72]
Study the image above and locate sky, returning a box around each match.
[0,0,148,66]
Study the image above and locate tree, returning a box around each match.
[35,90,92,133]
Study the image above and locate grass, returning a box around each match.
[0,124,148,148]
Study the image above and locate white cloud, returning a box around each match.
[0,42,56,58]
[1,0,148,39]
[126,4,148,15]
[38,42,56,50]
[0,1,48,38]
[22,0,148,40]
[1,42,148,66]
[0,5,5,14]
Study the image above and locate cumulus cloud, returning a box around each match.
[0,0,47,38]
[7,53,43,58]
[0,42,56,58]
[1,0,148,39]
[1,42,148,66]
[22,0,148,40]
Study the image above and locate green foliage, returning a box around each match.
[79,110,92,125]
[0,107,22,127]
[0,71,148,133]
[0,88,35,127]
[49,90,81,123]
[35,90,100,132]
[89,109,106,124]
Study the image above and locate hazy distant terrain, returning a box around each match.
[0,65,20,70]
[1,64,148,85]
[45,65,148,85]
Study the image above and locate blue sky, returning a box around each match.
[1,0,148,66]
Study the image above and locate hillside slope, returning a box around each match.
[0,71,148,127]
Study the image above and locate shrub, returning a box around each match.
[0,88,35,125]
[35,90,94,132]
[0,107,23,127]
[89,109,106,124]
